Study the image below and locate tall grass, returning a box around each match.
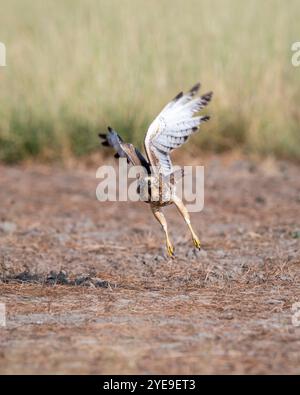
[0,0,299,163]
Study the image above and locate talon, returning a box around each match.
[166,243,175,259]
[193,237,201,250]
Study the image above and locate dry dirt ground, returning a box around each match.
[0,154,299,374]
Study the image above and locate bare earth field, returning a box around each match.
[0,154,299,374]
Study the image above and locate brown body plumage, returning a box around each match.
[100,83,212,257]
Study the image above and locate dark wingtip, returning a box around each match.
[202,115,210,122]
[202,91,213,102]
[107,126,113,132]
[98,133,106,139]
[190,82,201,95]
[173,91,183,101]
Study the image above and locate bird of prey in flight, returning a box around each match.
[99,83,212,258]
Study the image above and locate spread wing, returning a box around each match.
[144,83,212,176]
[99,127,151,174]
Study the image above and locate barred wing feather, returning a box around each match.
[144,83,212,175]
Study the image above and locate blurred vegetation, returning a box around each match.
[0,0,299,163]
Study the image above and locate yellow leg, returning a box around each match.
[172,196,201,250]
[151,205,175,258]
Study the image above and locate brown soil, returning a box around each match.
[0,154,299,374]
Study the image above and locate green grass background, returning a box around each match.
[0,0,299,163]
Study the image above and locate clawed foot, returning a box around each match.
[192,237,201,250]
[166,243,175,259]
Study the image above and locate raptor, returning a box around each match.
[99,83,212,258]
